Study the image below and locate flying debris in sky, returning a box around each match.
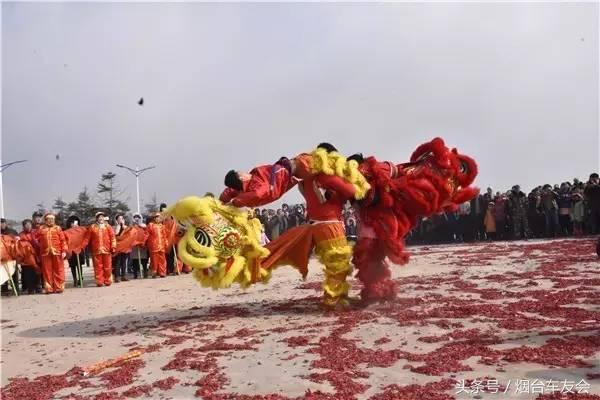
[56,154,60,160]
[138,97,144,106]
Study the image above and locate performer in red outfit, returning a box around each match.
[174,226,192,274]
[219,158,297,208]
[347,154,408,303]
[88,212,116,286]
[30,211,44,292]
[146,213,168,278]
[255,144,359,307]
[35,213,68,294]
[349,138,479,303]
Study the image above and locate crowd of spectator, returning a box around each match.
[251,204,307,243]
[0,205,185,296]
[253,174,599,246]
[2,173,598,296]
[405,174,599,245]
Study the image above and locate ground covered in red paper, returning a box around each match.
[1,239,599,399]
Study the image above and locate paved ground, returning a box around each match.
[1,238,599,400]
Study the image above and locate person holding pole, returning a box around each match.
[30,211,44,292]
[112,214,130,282]
[130,213,149,279]
[159,203,178,275]
[65,215,85,287]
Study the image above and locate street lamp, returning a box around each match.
[115,164,156,215]
[0,160,27,219]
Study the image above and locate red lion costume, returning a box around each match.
[353,137,479,302]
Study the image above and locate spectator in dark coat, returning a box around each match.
[507,185,529,240]
[540,184,559,237]
[265,210,281,240]
[557,183,573,236]
[276,209,288,233]
[469,194,485,241]
[494,192,508,240]
[584,173,600,234]
[527,188,544,238]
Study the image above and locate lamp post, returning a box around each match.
[115,164,156,214]
[0,160,27,219]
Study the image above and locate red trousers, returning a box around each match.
[93,254,113,286]
[41,254,65,293]
[150,251,166,277]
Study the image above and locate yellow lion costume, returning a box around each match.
[163,196,270,289]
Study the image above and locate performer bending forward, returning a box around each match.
[249,145,358,308]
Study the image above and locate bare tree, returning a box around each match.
[97,171,130,217]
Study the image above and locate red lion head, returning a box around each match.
[398,137,480,215]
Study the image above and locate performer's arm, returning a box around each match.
[315,174,356,200]
[231,166,290,207]
[231,181,270,208]
[219,188,239,204]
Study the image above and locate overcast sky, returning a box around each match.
[2,2,598,220]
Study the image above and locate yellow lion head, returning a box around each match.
[163,196,270,289]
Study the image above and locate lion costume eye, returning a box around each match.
[194,227,211,247]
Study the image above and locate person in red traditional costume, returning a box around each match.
[88,212,116,287]
[35,213,68,294]
[146,212,168,278]
[130,213,149,279]
[65,215,86,286]
[219,157,297,208]
[251,143,358,308]
[31,211,44,292]
[346,153,407,303]
[347,138,479,303]
[112,214,130,282]
[18,219,40,294]
[160,203,180,275]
